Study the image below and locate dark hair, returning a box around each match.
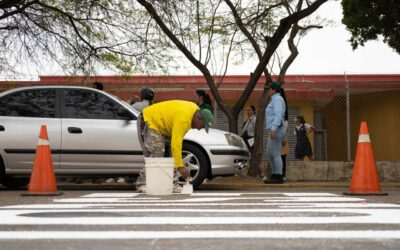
[140,87,154,102]
[296,115,306,124]
[249,105,256,113]
[279,87,288,121]
[93,82,103,90]
[196,89,212,106]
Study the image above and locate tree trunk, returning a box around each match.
[226,110,239,134]
[248,88,270,177]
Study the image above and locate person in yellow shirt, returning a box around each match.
[136,100,214,193]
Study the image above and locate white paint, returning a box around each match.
[0,230,400,240]
[264,197,365,202]
[1,208,400,225]
[281,193,339,197]
[358,134,371,143]
[3,202,399,210]
[53,197,364,203]
[190,193,339,197]
[81,193,141,198]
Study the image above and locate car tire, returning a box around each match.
[182,143,209,189]
[0,156,30,190]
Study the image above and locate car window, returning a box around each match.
[63,89,131,120]
[0,89,56,118]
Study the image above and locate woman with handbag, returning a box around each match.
[241,105,256,151]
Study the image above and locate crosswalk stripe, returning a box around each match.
[1,230,400,239]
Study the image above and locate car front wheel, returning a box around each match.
[0,157,30,189]
[182,143,209,189]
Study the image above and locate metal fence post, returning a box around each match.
[344,73,351,161]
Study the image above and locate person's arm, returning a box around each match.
[171,121,191,179]
[306,123,315,133]
[269,97,285,139]
[270,97,285,131]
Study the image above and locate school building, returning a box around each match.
[1,74,400,162]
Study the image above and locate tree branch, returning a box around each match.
[136,0,230,115]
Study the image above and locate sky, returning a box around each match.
[6,1,400,79]
[210,0,400,75]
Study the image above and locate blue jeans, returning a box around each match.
[267,126,285,175]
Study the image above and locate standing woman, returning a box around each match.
[264,82,286,184]
[279,88,289,178]
[294,115,314,161]
[195,89,214,113]
[241,105,257,150]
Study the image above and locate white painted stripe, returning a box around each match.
[37,139,50,146]
[81,193,141,198]
[3,203,399,210]
[0,208,393,213]
[5,202,387,210]
[53,197,364,203]
[1,208,400,225]
[0,231,400,239]
[190,193,339,197]
[281,193,339,197]
[358,134,371,143]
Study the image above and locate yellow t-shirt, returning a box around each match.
[143,100,199,167]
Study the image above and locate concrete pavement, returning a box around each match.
[0,188,400,249]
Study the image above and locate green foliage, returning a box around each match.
[342,0,400,53]
[0,0,172,76]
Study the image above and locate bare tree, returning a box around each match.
[136,0,327,134]
[0,0,171,76]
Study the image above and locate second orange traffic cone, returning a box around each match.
[22,125,62,196]
[344,121,387,196]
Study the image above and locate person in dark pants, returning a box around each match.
[294,115,314,161]
[279,88,289,178]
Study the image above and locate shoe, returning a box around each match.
[173,183,183,193]
[137,185,146,193]
[264,174,284,184]
[105,178,116,183]
[116,177,126,183]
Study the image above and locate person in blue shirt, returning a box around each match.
[264,81,287,184]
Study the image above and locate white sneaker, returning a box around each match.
[105,178,115,183]
[116,177,126,183]
[137,185,146,193]
[173,183,183,193]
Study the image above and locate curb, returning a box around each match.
[199,182,400,190]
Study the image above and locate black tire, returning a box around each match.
[182,143,209,189]
[0,156,29,189]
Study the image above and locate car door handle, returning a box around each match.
[68,127,82,134]
[0,125,4,132]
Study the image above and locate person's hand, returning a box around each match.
[178,166,190,180]
[270,131,276,140]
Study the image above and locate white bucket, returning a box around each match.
[145,157,174,195]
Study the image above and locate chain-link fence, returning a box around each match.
[214,81,400,163]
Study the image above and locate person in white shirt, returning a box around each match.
[241,105,256,150]
[132,87,155,112]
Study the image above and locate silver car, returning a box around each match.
[0,86,249,189]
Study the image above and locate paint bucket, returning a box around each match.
[145,157,174,195]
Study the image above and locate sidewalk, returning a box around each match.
[199,176,400,190]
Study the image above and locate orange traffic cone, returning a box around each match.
[22,125,62,196]
[343,122,387,196]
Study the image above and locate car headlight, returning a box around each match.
[225,133,245,148]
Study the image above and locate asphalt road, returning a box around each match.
[0,187,400,250]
